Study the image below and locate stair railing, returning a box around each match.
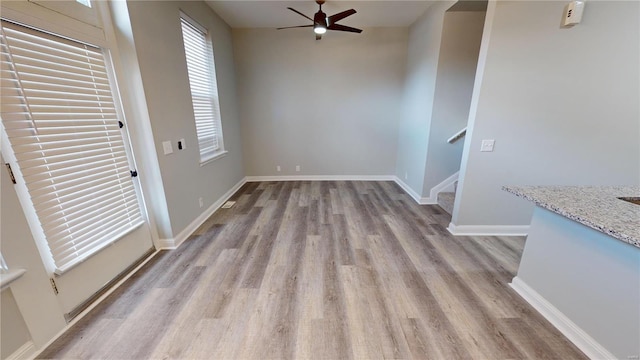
[447,127,467,144]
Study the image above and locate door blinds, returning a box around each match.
[0,20,144,274]
[180,17,222,162]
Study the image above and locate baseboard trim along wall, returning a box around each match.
[447,222,529,236]
[245,175,396,182]
[6,341,35,360]
[510,277,616,360]
[158,177,248,249]
[159,176,531,247]
[393,177,434,205]
[245,175,440,206]
[428,171,459,201]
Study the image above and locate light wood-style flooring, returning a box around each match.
[38,181,586,359]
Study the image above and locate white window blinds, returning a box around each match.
[180,16,224,163]
[0,20,144,274]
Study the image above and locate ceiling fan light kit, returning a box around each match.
[314,26,327,35]
[277,0,363,40]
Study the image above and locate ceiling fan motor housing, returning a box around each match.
[314,10,327,28]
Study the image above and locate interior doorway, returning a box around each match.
[428,1,487,216]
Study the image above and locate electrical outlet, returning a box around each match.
[295,165,300,172]
[562,1,585,27]
[405,172,408,180]
[178,138,185,150]
[481,139,495,152]
[276,165,281,172]
[198,197,204,208]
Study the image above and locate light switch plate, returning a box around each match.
[481,139,495,152]
[162,141,173,155]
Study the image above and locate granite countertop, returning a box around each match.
[503,185,640,248]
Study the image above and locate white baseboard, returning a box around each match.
[155,238,177,249]
[428,171,459,202]
[158,177,247,249]
[245,175,395,182]
[510,277,616,360]
[245,175,437,206]
[447,223,529,236]
[393,177,434,205]
[7,341,35,360]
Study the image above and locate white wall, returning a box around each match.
[124,1,245,237]
[395,1,453,193]
[453,0,640,228]
[422,10,485,194]
[234,27,407,177]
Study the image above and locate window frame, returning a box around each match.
[179,12,226,165]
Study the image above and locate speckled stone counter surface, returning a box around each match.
[503,185,640,248]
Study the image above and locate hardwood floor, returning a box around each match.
[38,181,587,359]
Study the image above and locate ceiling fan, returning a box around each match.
[277,0,363,40]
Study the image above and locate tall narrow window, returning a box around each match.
[0,253,8,272]
[180,14,225,164]
[0,20,144,274]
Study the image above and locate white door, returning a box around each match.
[0,20,154,317]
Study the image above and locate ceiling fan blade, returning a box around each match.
[277,25,314,30]
[287,7,313,22]
[328,9,356,25]
[327,23,363,33]
[316,33,323,41]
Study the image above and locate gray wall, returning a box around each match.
[517,207,640,359]
[125,1,245,236]
[109,0,173,241]
[233,27,407,177]
[395,1,453,194]
[454,0,640,227]
[422,10,484,195]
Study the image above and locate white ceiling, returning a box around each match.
[205,1,436,29]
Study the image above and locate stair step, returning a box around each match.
[437,192,455,215]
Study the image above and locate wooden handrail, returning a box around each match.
[447,127,467,144]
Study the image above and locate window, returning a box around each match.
[180,14,225,164]
[0,253,8,272]
[75,0,91,8]
[0,20,144,274]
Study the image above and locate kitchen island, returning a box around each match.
[504,186,639,360]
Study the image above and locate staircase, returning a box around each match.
[436,181,457,216]
[438,127,466,216]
